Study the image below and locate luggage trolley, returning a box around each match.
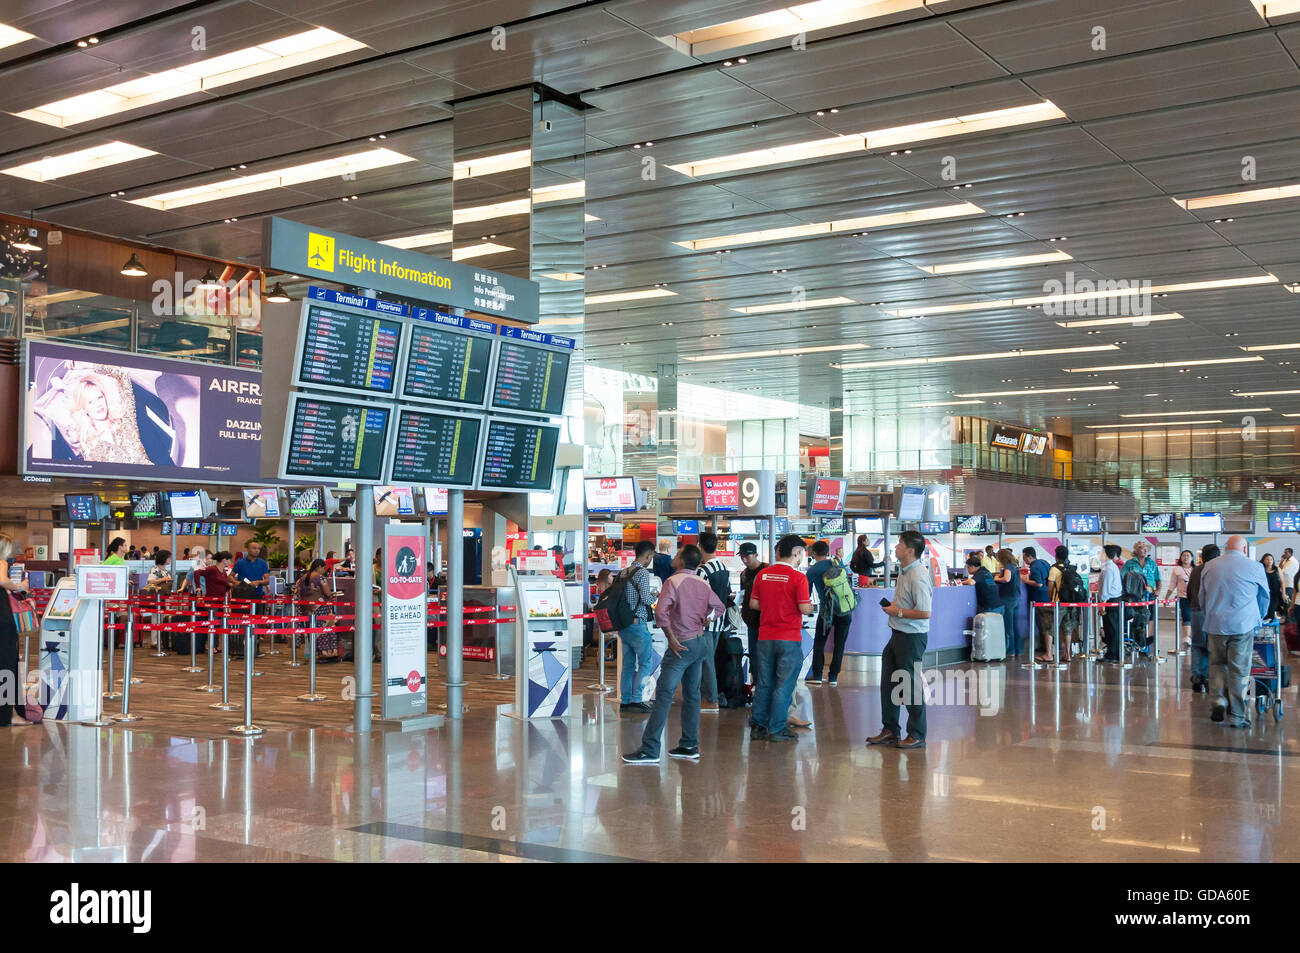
[1250,620,1285,723]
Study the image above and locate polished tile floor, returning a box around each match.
[1,651,1296,862]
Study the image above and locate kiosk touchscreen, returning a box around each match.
[514,570,572,718]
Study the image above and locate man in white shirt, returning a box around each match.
[1280,548,1297,604]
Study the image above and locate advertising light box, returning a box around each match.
[584,476,639,513]
[807,477,848,515]
[701,474,740,512]
[1183,512,1223,534]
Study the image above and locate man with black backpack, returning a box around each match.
[695,531,733,713]
[1045,545,1084,662]
[607,540,656,714]
[805,540,856,686]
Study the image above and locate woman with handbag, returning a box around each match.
[0,533,30,726]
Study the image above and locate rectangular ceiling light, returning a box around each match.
[731,296,855,314]
[1086,420,1223,429]
[452,149,531,180]
[920,251,1072,275]
[1231,389,1300,397]
[2,141,158,182]
[533,181,585,203]
[1119,407,1272,417]
[1251,2,1300,17]
[1065,357,1263,373]
[685,343,870,363]
[0,24,36,51]
[676,203,983,251]
[954,385,1120,397]
[662,0,927,57]
[1173,183,1300,210]
[666,101,1065,177]
[14,28,366,128]
[542,272,584,281]
[1055,312,1183,329]
[453,198,530,224]
[128,148,414,210]
[1242,342,1300,352]
[584,288,678,305]
[907,399,986,407]
[888,275,1279,317]
[834,344,1115,371]
[452,242,512,261]
[380,231,452,250]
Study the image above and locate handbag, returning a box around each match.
[9,593,37,633]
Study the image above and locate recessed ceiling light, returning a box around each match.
[955,385,1120,397]
[686,343,868,363]
[676,203,982,250]
[452,242,512,261]
[452,149,531,179]
[919,251,1072,275]
[1173,183,1300,210]
[835,345,1114,371]
[2,141,160,182]
[380,231,452,250]
[584,288,678,305]
[0,24,36,50]
[731,296,855,315]
[1086,420,1223,429]
[1065,357,1263,373]
[1118,407,1272,417]
[1055,312,1183,329]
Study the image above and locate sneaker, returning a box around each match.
[700,703,720,713]
[1210,705,1226,723]
[767,729,798,742]
[621,750,660,765]
[750,726,768,741]
[865,729,898,746]
[828,680,838,687]
[668,746,700,760]
[805,678,822,686]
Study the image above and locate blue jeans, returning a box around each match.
[1189,608,1209,680]
[1001,601,1021,656]
[750,640,802,735]
[618,621,654,703]
[636,634,709,757]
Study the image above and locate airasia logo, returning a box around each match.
[406,670,421,692]
[600,478,618,489]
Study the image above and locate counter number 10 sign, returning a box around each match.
[737,469,775,517]
[924,483,951,523]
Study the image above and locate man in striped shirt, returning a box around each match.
[695,531,733,713]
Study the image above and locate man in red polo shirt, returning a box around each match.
[748,534,815,742]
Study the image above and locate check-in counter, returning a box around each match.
[842,584,985,669]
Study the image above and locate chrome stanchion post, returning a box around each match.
[209,627,239,711]
[81,602,113,726]
[298,611,325,702]
[1048,601,1066,670]
[1021,604,1042,670]
[487,609,510,681]
[1153,599,1167,664]
[1169,598,1188,656]
[151,601,167,657]
[1120,601,1134,670]
[103,604,121,700]
[181,604,202,673]
[230,623,263,736]
[586,625,612,693]
[196,604,219,693]
[286,598,303,667]
[112,612,142,722]
[265,598,281,655]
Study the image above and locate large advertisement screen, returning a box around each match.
[23,339,264,483]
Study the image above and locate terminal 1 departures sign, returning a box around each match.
[263,217,539,324]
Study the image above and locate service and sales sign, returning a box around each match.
[75,564,128,600]
[518,550,554,572]
[617,549,636,569]
[264,217,539,323]
[381,524,429,719]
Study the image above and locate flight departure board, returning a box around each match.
[296,302,403,397]
[388,409,481,488]
[282,394,391,483]
[490,341,569,417]
[478,417,560,492]
[402,323,493,407]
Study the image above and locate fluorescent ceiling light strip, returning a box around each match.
[533,181,585,203]
[380,231,452,250]
[129,148,413,210]
[1086,420,1222,429]
[667,0,927,56]
[451,242,512,261]
[454,198,530,224]
[1119,407,1272,418]
[907,400,986,407]
[685,343,869,363]
[585,214,600,222]
[452,149,531,180]
[1242,342,1300,352]
[920,251,1071,275]
[584,288,678,305]
[731,296,854,314]
[1065,357,1263,373]
[1252,2,1300,18]
[835,344,1115,371]
[0,24,36,50]
[1284,413,1300,418]
[676,203,982,251]
[954,385,1119,397]
[2,141,158,182]
[14,28,365,128]
[1231,389,1300,397]
[1055,312,1183,328]
[1173,183,1300,210]
[542,272,583,281]
[667,101,1065,177]
[889,275,1278,317]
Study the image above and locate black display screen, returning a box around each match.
[478,418,560,491]
[491,341,570,417]
[1268,511,1300,533]
[284,396,390,483]
[390,409,481,488]
[402,323,492,406]
[65,494,100,521]
[131,492,161,519]
[297,303,402,395]
[287,487,326,518]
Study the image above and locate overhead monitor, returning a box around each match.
[1183,511,1223,534]
[130,491,162,520]
[65,494,105,522]
[387,407,481,489]
[1065,513,1101,534]
[774,516,790,535]
[374,485,416,517]
[820,516,847,534]
[788,519,817,535]
[1140,512,1177,534]
[807,477,848,516]
[674,520,699,534]
[584,476,643,513]
[401,319,495,409]
[853,516,884,535]
[489,336,571,418]
[954,514,988,534]
[294,299,403,398]
[287,487,327,519]
[280,393,392,484]
[893,486,926,522]
[1025,513,1060,534]
[700,473,740,512]
[729,519,758,535]
[422,487,448,515]
[477,417,561,493]
[243,488,281,520]
[1268,511,1300,533]
[918,520,950,535]
[168,489,213,519]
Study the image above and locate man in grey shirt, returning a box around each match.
[1200,535,1270,729]
[866,530,933,749]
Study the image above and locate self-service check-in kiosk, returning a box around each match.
[36,574,109,722]
[513,562,572,718]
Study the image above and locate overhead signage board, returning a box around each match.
[76,564,128,600]
[807,477,847,516]
[387,408,481,488]
[489,331,572,419]
[477,417,560,493]
[737,470,776,517]
[280,393,392,484]
[1268,511,1300,533]
[1025,513,1060,534]
[989,423,1051,456]
[584,476,639,513]
[1140,512,1177,534]
[954,514,988,534]
[263,217,540,323]
[293,299,404,399]
[893,486,925,521]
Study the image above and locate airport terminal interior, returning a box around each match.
[1,0,1300,868]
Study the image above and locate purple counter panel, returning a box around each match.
[845,586,998,654]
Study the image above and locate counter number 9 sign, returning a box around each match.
[737,469,775,517]
[924,483,951,523]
